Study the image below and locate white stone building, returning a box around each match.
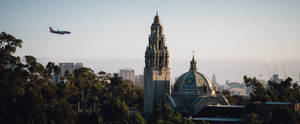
[120,68,135,83]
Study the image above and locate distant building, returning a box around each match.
[224,81,247,96]
[74,63,83,70]
[244,79,267,96]
[53,62,83,84]
[135,75,144,88]
[211,74,219,91]
[59,62,84,77]
[298,72,300,84]
[59,63,74,77]
[230,88,246,96]
[120,68,135,83]
[96,73,112,84]
[258,79,267,88]
[225,81,245,89]
[52,74,60,84]
[193,102,300,124]
[271,74,283,83]
[272,74,279,81]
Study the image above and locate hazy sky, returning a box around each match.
[1,0,300,84]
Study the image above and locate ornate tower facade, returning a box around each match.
[144,13,170,115]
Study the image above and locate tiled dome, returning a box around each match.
[166,56,229,115]
[173,56,215,96]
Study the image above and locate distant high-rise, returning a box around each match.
[74,63,83,70]
[211,73,218,91]
[59,63,74,77]
[211,74,217,83]
[299,72,300,83]
[272,74,279,81]
[135,75,144,88]
[271,74,282,83]
[51,62,84,84]
[120,68,135,83]
[52,74,60,84]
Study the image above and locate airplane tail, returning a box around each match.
[49,26,54,32]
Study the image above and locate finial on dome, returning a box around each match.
[190,51,197,71]
[156,5,159,16]
[192,50,195,61]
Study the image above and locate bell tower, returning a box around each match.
[144,12,170,115]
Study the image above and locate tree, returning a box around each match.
[244,76,300,124]
[108,74,144,110]
[244,76,300,103]
[270,107,300,124]
[46,62,61,77]
[98,71,106,74]
[0,32,22,68]
[150,102,195,124]
[130,112,145,124]
[0,32,26,123]
[102,98,129,124]
[244,76,270,102]
[199,120,210,124]
[218,90,249,105]
[246,112,263,124]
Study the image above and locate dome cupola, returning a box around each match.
[172,56,215,96]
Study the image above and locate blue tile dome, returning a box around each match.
[172,56,215,96]
[166,56,229,115]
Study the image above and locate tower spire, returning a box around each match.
[145,13,167,68]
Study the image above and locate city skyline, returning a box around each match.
[35,57,300,85]
[1,0,300,83]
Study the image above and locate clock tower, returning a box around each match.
[144,12,170,115]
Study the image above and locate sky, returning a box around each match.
[1,0,300,84]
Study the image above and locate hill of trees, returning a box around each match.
[0,32,144,123]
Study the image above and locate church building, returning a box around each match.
[143,13,300,124]
[143,13,229,116]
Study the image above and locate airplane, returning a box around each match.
[49,26,71,35]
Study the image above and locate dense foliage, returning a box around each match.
[218,90,249,105]
[244,76,300,103]
[0,32,145,124]
[149,102,195,124]
[244,76,300,124]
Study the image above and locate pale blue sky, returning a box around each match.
[1,0,300,83]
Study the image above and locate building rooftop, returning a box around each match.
[193,117,243,122]
[264,101,292,105]
[207,105,245,108]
